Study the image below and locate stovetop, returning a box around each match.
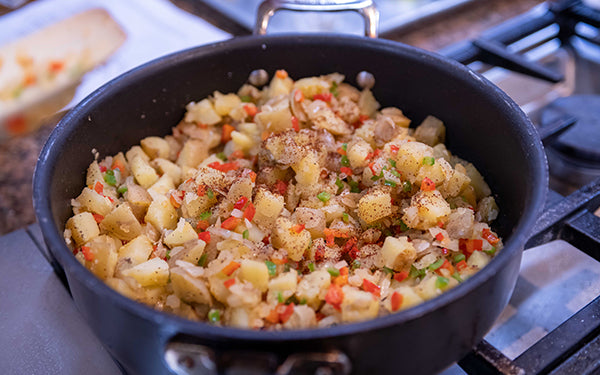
[2,1,600,375]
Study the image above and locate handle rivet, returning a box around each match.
[179,355,195,369]
[249,69,269,86]
[356,71,375,89]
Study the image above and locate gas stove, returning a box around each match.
[2,1,600,374]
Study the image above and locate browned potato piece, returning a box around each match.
[84,234,121,280]
[100,203,143,241]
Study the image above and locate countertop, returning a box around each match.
[0,0,543,235]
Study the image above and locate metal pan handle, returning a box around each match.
[255,0,379,38]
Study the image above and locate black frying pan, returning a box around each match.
[33,34,547,375]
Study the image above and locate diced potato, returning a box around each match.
[464,163,491,200]
[208,273,231,304]
[347,140,373,169]
[254,107,293,132]
[145,197,178,231]
[228,307,250,328]
[130,156,159,188]
[296,269,330,309]
[125,182,153,221]
[181,192,216,219]
[414,275,442,300]
[253,188,284,227]
[152,158,182,185]
[239,260,269,292]
[269,74,294,98]
[380,107,411,128]
[147,174,175,198]
[268,271,298,303]
[122,258,170,287]
[438,163,471,198]
[395,141,434,181]
[467,250,491,269]
[184,98,222,125]
[306,100,352,135]
[111,152,130,178]
[105,277,139,300]
[293,77,329,98]
[170,267,212,304]
[177,139,208,168]
[357,187,392,224]
[66,212,100,246]
[402,190,451,230]
[416,161,447,186]
[292,152,320,186]
[226,178,253,205]
[414,116,446,146]
[141,136,170,160]
[388,286,424,311]
[380,236,416,271]
[74,187,113,216]
[164,218,198,248]
[182,240,206,265]
[125,145,150,164]
[213,91,242,116]
[293,207,326,237]
[477,196,499,223]
[84,234,120,280]
[85,161,104,187]
[100,203,143,241]
[272,217,311,261]
[358,89,380,117]
[231,131,254,151]
[118,235,153,265]
[341,286,379,323]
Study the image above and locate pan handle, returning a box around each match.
[164,341,351,375]
[255,0,379,38]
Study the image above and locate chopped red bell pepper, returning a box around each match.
[279,303,295,323]
[325,284,344,311]
[196,220,209,230]
[48,60,64,73]
[337,147,347,156]
[221,123,235,143]
[198,231,211,243]
[420,177,436,191]
[455,260,468,272]
[393,271,409,283]
[221,261,241,276]
[459,238,483,255]
[391,291,403,312]
[92,213,104,223]
[99,165,107,173]
[482,228,500,245]
[265,308,280,324]
[112,159,126,174]
[223,278,236,288]
[313,93,332,102]
[229,150,244,160]
[291,224,305,234]
[275,69,288,79]
[243,202,256,221]
[81,246,94,261]
[197,184,206,197]
[340,167,353,176]
[368,162,377,175]
[389,145,399,155]
[208,161,239,173]
[362,279,381,298]
[291,116,300,132]
[234,196,248,210]
[435,233,444,242]
[436,259,455,276]
[275,180,288,195]
[221,216,241,230]
[248,170,257,183]
[243,104,258,117]
[94,181,103,195]
[294,90,304,102]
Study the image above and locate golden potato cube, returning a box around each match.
[147,174,175,198]
[152,158,182,185]
[358,188,393,224]
[184,98,222,125]
[296,269,330,309]
[130,156,159,188]
[84,235,120,280]
[181,192,215,219]
[467,250,491,269]
[145,197,178,231]
[100,203,143,241]
[182,240,206,265]
[125,145,150,164]
[341,286,379,323]
[122,258,170,287]
[208,273,231,304]
[239,260,269,292]
[213,91,242,116]
[292,152,320,186]
[269,74,294,98]
[358,89,380,117]
[395,141,434,181]
[416,161,447,186]
[403,190,452,229]
[141,136,170,160]
[380,107,411,128]
[414,116,446,146]
[66,212,100,246]
[75,187,113,216]
[85,161,104,187]
[272,217,312,261]
[228,307,251,329]
[164,218,198,248]
[125,183,153,221]
[389,287,424,311]
[117,235,153,265]
[381,236,416,271]
[105,277,139,300]
[170,267,212,304]
[253,188,284,227]
[231,131,254,151]
[347,140,373,169]
[268,271,298,303]
[464,163,491,200]
[226,178,254,205]
[293,77,329,98]
[177,139,208,168]
[255,107,293,132]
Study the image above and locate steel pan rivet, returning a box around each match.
[249,69,269,86]
[179,355,195,369]
[356,71,375,89]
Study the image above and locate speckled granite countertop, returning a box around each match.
[0,0,544,234]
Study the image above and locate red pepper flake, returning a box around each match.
[243,104,258,118]
[325,284,344,311]
[340,167,353,176]
[222,124,235,143]
[275,69,288,79]
[435,233,444,242]
[482,228,500,245]
[275,180,288,196]
[291,116,300,132]
[243,202,256,221]
[198,231,211,243]
[362,279,381,298]
[456,260,468,272]
[221,261,241,276]
[313,93,332,102]
[391,291,403,312]
[196,220,209,230]
[420,177,436,191]
[325,233,335,247]
[94,181,104,195]
[197,184,206,197]
[294,90,304,102]
[389,144,399,155]
[290,224,305,234]
[221,216,241,230]
[92,213,104,223]
[208,161,239,173]
[99,165,107,173]
[223,278,236,288]
[234,196,249,210]
[80,246,94,261]
[393,271,409,283]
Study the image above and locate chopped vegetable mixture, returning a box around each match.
[64,69,502,329]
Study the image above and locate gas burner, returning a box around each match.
[541,95,600,191]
